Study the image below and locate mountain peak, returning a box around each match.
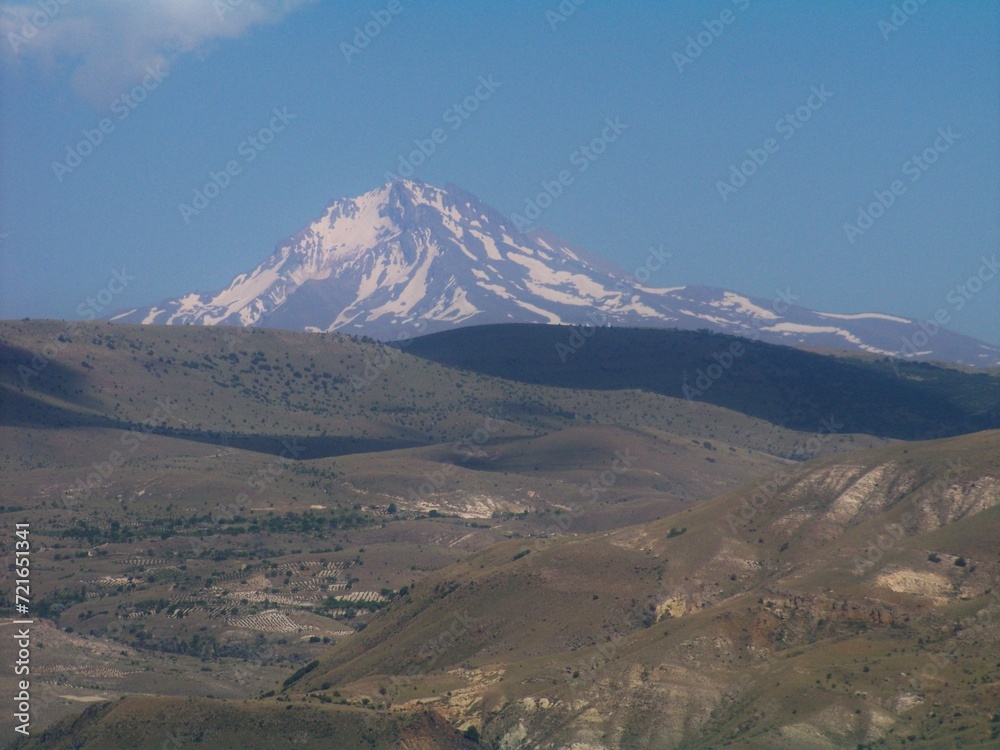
[110,181,1000,366]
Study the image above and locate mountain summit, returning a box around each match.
[113,180,677,338]
[113,180,999,366]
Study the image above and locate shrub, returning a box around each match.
[282,659,320,688]
[463,726,481,742]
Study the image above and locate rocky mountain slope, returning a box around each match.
[288,431,1000,749]
[109,180,1000,367]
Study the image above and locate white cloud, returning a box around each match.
[1,0,316,104]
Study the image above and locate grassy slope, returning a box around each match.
[0,320,884,743]
[5,322,997,747]
[289,431,1000,748]
[17,696,475,750]
[0,320,886,461]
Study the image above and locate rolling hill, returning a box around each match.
[16,432,1000,749]
[0,319,898,746]
[286,431,1000,748]
[405,324,1000,440]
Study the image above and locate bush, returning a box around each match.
[282,659,320,688]
[463,726,481,742]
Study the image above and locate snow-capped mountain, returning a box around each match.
[112,180,1000,367]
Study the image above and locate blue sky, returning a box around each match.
[2,0,997,344]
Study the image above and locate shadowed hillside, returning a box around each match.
[405,324,1000,440]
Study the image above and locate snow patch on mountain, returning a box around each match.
[715,292,779,320]
[111,179,1000,366]
[818,311,911,323]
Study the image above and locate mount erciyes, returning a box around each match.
[112,180,1000,366]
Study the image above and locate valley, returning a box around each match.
[1,320,998,748]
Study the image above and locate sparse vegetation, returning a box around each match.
[3,321,998,750]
